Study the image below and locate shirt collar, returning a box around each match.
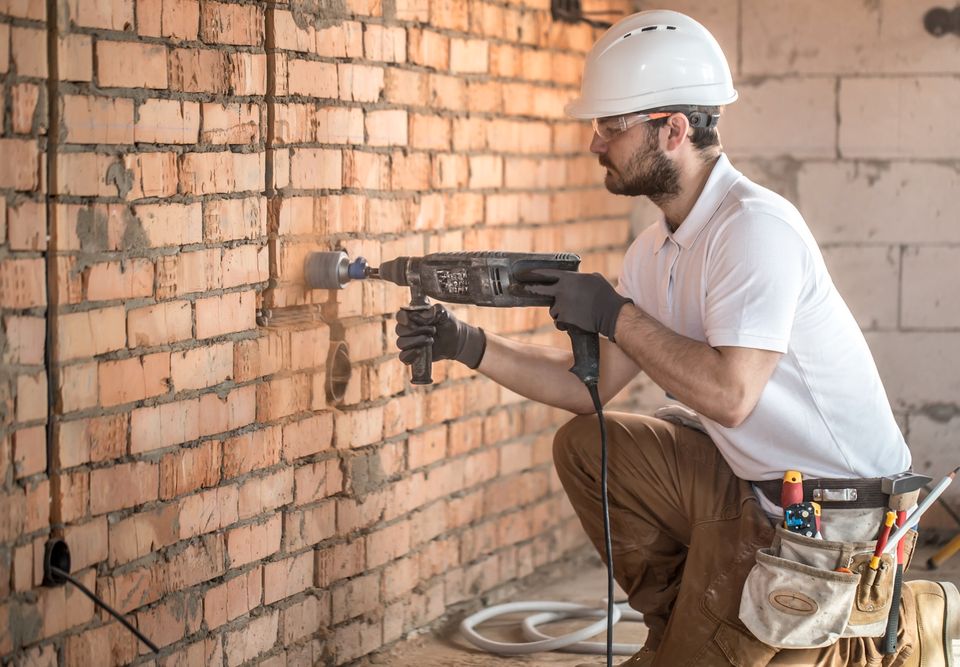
[652,154,742,255]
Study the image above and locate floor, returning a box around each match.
[357,542,960,667]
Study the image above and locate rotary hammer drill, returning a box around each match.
[304,250,601,388]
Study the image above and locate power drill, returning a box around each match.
[304,250,601,387]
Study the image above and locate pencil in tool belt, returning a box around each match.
[870,511,896,571]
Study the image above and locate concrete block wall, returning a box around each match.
[634,0,960,516]
[0,0,637,664]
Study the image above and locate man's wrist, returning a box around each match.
[610,301,636,343]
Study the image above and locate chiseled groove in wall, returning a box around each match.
[44,0,62,529]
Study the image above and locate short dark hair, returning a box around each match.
[645,105,722,154]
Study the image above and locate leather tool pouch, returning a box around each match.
[738,525,915,649]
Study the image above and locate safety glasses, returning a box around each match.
[592,112,672,142]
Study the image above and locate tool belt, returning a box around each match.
[738,525,912,648]
[752,476,888,509]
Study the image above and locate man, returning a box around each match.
[395,9,958,667]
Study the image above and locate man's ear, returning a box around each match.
[664,113,690,152]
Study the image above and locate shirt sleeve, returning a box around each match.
[703,211,811,353]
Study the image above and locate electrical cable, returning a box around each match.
[586,381,615,667]
[50,566,159,653]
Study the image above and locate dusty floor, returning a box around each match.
[357,542,960,667]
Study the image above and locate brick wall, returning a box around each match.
[632,0,960,521]
[0,0,636,664]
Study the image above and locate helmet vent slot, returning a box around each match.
[641,26,657,31]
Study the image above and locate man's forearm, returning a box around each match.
[476,332,597,414]
[613,304,772,427]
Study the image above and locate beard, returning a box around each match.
[601,138,681,204]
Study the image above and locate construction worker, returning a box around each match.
[395,9,959,667]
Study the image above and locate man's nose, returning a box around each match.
[589,132,607,154]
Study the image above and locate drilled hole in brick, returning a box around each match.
[326,341,352,404]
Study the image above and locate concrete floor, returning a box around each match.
[357,542,960,667]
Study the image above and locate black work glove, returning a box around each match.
[525,270,632,341]
[394,304,486,369]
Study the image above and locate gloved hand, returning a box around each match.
[394,304,486,369]
[524,270,632,341]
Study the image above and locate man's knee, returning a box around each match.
[553,414,601,466]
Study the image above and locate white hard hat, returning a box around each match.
[565,10,737,119]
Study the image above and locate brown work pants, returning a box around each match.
[553,412,918,667]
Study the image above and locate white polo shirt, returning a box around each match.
[616,154,911,481]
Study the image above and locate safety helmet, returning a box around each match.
[565,10,737,119]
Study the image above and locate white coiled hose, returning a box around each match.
[460,600,644,655]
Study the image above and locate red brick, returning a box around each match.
[200,102,260,144]
[127,300,192,348]
[168,47,230,94]
[204,196,265,242]
[200,1,263,46]
[364,24,406,63]
[180,151,264,194]
[130,397,200,453]
[223,610,278,667]
[222,425,281,479]
[408,426,447,469]
[62,95,134,144]
[263,551,313,605]
[226,515,281,568]
[159,439,221,499]
[0,258,44,309]
[222,244,268,288]
[59,518,106,575]
[233,333,283,382]
[98,352,170,407]
[396,0,429,21]
[7,200,45,251]
[16,371,46,423]
[57,414,129,468]
[338,63,384,103]
[124,151,179,200]
[331,572,379,624]
[450,38,489,73]
[272,10,362,56]
[203,566,261,630]
[58,362,98,413]
[282,412,333,462]
[194,290,256,339]
[384,68,428,106]
[139,0,199,39]
[170,341,232,392]
[283,501,336,552]
[178,485,238,540]
[429,73,466,111]
[136,592,201,650]
[430,0,468,31]
[410,113,451,151]
[97,41,168,89]
[286,57,337,98]
[408,28,448,70]
[0,24,8,75]
[56,470,88,523]
[256,375,310,421]
[11,26,47,78]
[293,458,341,505]
[90,461,159,514]
[315,540,365,587]
[2,315,44,365]
[229,52,266,95]
[161,248,222,297]
[237,467,292,519]
[343,149,390,190]
[108,502,179,566]
[84,258,154,302]
[55,153,113,197]
[65,0,133,29]
[64,621,138,667]
[281,595,328,644]
[11,83,40,135]
[198,385,255,437]
[382,556,418,601]
[58,34,93,82]
[135,99,200,144]
[0,139,40,191]
[57,306,126,361]
[288,147,342,190]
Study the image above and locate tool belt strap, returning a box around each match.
[752,477,888,509]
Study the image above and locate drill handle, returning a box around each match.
[566,326,600,387]
[405,287,433,385]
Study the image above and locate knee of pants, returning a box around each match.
[553,413,602,467]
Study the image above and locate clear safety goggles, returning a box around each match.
[592,112,672,142]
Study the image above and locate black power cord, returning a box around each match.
[586,382,615,667]
[49,566,159,653]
